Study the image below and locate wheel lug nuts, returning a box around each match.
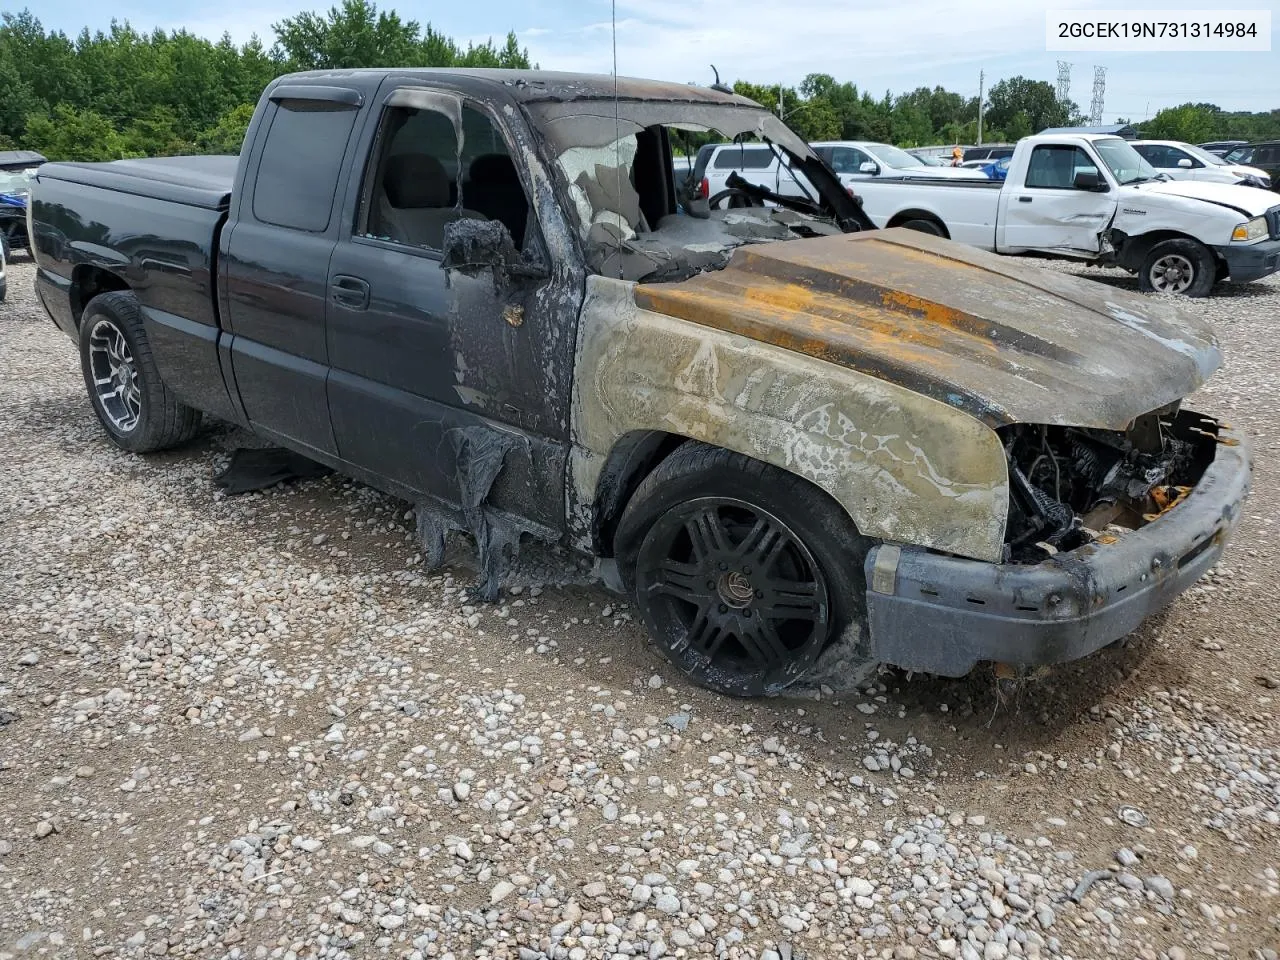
[755,589,764,599]
[706,580,715,590]
[718,562,727,571]
[718,604,727,614]
[742,567,751,575]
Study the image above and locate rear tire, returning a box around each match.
[78,291,202,453]
[1137,238,1216,297]
[615,442,875,698]
[899,218,946,237]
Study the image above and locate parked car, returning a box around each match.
[962,145,1014,163]
[0,164,40,257]
[810,141,987,180]
[1130,140,1271,189]
[907,150,948,166]
[687,141,807,202]
[0,231,6,302]
[30,69,1251,696]
[1237,141,1280,191]
[1198,140,1250,157]
[1225,145,1255,164]
[851,132,1280,296]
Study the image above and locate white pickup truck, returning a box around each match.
[849,132,1280,296]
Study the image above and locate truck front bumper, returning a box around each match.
[863,423,1252,677]
[1217,237,1280,283]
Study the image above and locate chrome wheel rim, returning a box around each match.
[88,319,141,432]
[1149,253,1195,294]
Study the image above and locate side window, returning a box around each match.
[1025,145,1099,189]
[458,105,531,247]
[712,146,773,170]
[1255,145,1277,164]
[253,101,358,232]
[359,102,532,251]
[830,148,869,173]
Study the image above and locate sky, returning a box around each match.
[26,0,1280,122]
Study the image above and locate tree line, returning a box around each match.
[0,0,533,161]
[3,1,1279,163]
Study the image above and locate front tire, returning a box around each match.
[615,443,874,697]
[78,291,202,452]
[1138,238,1216,297]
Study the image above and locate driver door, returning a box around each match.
[324,83,581,531]
[997,143,1116,255]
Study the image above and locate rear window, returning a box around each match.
[712,146,775,170]
[253,101,358,232]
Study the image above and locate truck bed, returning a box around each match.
[32,155,236,423]
[36,156,236,210]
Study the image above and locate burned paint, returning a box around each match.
[633,229,1220,430]
[415,425,556,601]
[568,275,1011,562]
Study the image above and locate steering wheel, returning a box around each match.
[707,187,765,210]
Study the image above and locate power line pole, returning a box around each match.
[977,70,984,145]
[1089,66,1107,126]
[1056,61,1071,106]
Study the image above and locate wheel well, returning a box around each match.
[592,431,690,557]
[1113,230,1219,273]
[70,266,130,328]
[885,210,949,237]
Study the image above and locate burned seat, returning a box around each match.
[377,152,485,249]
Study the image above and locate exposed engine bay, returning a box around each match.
[1000,406,1220,562]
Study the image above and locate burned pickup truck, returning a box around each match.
[31,69,1251,696]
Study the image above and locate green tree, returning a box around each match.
[273,0,421,70]
[985,76,1072,135]
[197,103,257,153]
[1005,111,1033,141]
[24,104,134,160]
[1143,104,1219,143]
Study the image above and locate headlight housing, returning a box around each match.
[1231,217,1268,242]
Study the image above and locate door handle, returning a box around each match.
[1018,196,1033,203]
[330,275,371,310]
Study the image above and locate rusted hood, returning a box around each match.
[633,228,1220,429]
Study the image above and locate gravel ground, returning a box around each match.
[1,255,1277,960]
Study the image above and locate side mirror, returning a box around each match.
[1073,170,1107,192]
[859,161,879,175]
[441,218,547,287]
[1176,157,1193,168]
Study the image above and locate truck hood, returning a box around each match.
[1130,178,1278,216]
[633,228,1220,430]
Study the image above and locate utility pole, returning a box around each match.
[977,70,984,145]
[1089,66,1107,126]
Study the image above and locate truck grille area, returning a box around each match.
[997,406,1219,563]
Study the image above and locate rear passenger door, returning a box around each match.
[220,84,367,455]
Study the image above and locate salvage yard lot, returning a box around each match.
[0,256,1277,959]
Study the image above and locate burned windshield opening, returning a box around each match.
[529,101,865,282]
